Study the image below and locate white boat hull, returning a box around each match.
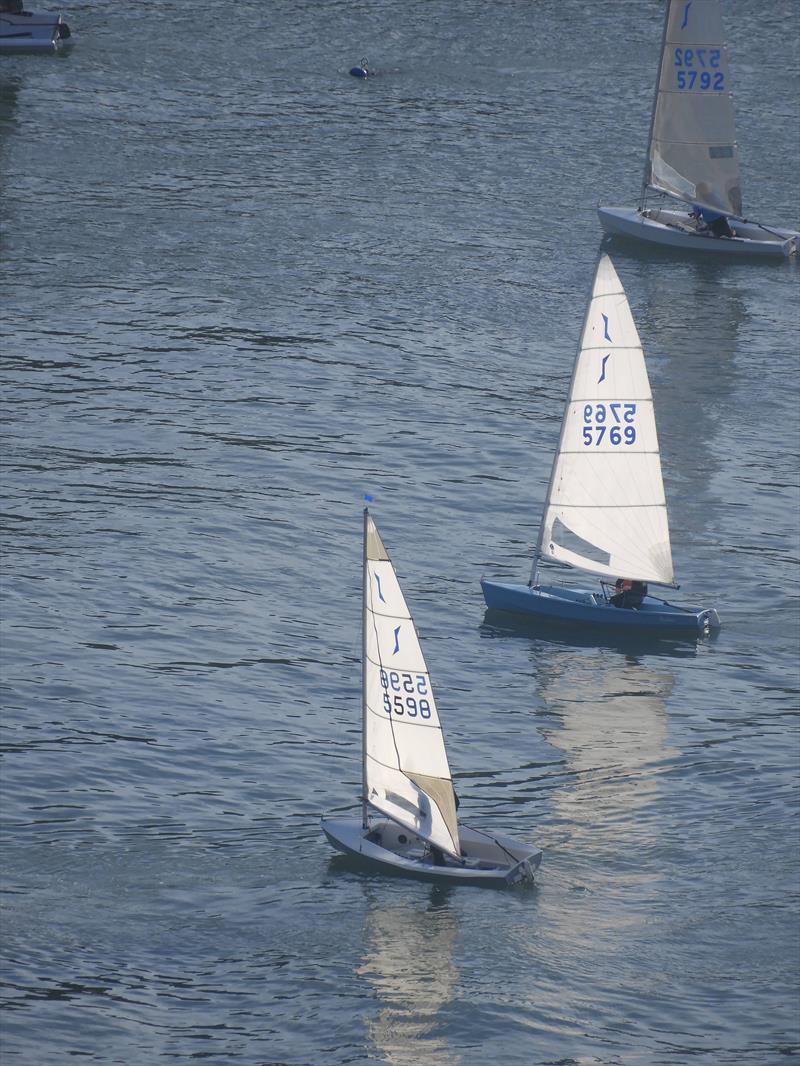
[598,206,799,258]
[321,815,542,887]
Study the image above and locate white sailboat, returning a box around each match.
[481,254,720,636]
[322,508,542,886]
[598,0,798,257]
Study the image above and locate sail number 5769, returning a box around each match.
[380,669,432,719]
[582,402,637,446]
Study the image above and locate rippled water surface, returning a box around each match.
[1,2,799,1064]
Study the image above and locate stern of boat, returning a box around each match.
[505,846,543,885]
[699,607,721,635]
[505,858,535,886]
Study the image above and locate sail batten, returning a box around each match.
[536,256,675,587]
[645,0,742,216]
[362,511,460,858]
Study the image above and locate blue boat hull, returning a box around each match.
[481,580,719,637]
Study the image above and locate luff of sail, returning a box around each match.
[646,0,742,216]
[537,256,675,587]
[362,511,460,858]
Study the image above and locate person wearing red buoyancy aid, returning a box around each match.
[611,578,648,609]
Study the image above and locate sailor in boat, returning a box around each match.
[610,579,648,610]
[691,205,736,239]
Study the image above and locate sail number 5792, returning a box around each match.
[582,402,637,446]
[380,669,432,719]
[673,48,725,90]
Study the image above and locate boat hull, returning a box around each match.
[321,816,542,887]
[598,206,799,258]
[481,580,720,636]
[0,11,72,53]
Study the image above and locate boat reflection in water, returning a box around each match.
[487,637,706,1057]
[480,610,681,895]
[535,648,677,863]
[357,886,461,1066]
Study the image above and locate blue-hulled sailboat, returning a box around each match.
[481,255,720,637]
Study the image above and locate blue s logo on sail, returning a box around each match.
[601,313,612,342]
[680,1,692,30]
[392,626,401,654]
[374,574,386,603]
[598,354,610,384]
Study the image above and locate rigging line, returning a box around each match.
[741,218,791,242]
[651,596,694,614]
[461,822,520,866]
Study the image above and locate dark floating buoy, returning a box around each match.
[349,57,371,78]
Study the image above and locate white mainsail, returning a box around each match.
[362,511,460,858]
[535,255,675,587]
[645,0,742,217]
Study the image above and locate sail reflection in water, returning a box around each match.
[633,261,747,528]
[358,890,461,1066]
[537,650,677,866]
[497,647,681,1050]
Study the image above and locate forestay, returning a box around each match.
[362,512,460,858]
[646,0,742,216]
[536,256,674,586]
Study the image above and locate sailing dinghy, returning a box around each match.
[481,255,720,637]
[598,0,798,258]
[322,509,542,887]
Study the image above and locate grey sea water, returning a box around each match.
[1,2,798,1064]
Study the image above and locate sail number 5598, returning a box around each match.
[582,402,637,446]
[380,669,432,719]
